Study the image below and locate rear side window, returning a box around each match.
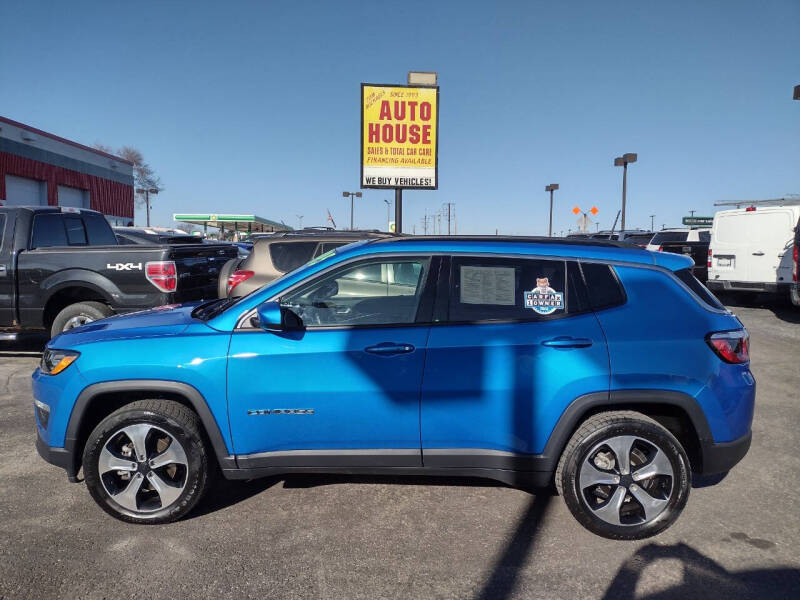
[83,213,118,245]
[698,231,711,242]
[63,215,87,245]
[675,268,725,310]
[580,262,626,310]
[448,257,571,322]
[0,214,5,247]
[651,231,688,245]
[270,242,319,272]
[31,213,68,248]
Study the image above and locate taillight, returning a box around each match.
[707,248,712,268]
[657,245,663,252]
[745,206,756,212]
[707,330,749,364]
[793,243,798,282]
[227,270,254,294]
[145,261,177,292]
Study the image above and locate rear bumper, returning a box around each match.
[699,430,751,475]
[707,280,789,294]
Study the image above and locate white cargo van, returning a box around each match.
[707,203,800,301]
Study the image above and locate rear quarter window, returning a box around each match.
[674,268,725,310]
[83,213,119,245]
[580,262,626,310]
[269,241,319,272]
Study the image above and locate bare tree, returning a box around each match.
[93,144,164,225]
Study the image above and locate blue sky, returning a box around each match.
[1,1,798,234]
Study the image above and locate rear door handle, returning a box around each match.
[541,337,593,349]
[365,342,415,355]
[752,251,764,256]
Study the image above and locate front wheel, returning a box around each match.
[556,411,691,540]
[83,399,211,524]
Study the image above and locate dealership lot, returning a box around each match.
[1,299,798,600]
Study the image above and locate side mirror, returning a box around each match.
[255,301,284,331]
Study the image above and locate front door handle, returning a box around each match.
[752,251,765,256]
[541,336,593,349]
[365,342,415,355]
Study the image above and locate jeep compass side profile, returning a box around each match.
[33,237,754,539]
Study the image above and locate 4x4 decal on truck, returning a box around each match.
[106,263,142,271]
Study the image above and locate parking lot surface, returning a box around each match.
[1,299,799,600]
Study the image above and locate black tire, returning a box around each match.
[556,411,691,540]
[50,301,112,337]
[83,399,211,524]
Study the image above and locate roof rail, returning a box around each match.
[714,197,800,208]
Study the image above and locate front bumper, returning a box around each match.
[36,431,80,482]
[699,430,752,475]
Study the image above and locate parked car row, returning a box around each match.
[0,207,239,338]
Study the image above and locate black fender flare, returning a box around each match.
[63,380,236,480]
[537,389,714,472]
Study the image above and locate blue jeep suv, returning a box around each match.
[33,236,754,539]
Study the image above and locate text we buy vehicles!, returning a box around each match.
[707,199,800,305]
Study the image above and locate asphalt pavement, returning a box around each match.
[1,297,799,599]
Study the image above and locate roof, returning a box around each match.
[0,115,134,165]
[351,234,693,271]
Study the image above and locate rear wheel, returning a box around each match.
[83,399,211,524]
[50,301,112,337]
[556,411,691,540]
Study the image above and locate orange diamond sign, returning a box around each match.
[590,206,599,215]
[572,206,580,215]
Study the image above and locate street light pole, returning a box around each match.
[383,199,391,231]
[136,187,159,227]
[342,191,362,230]
[649,214,655,231]
[545,183,559,237]
[613,153,637,231]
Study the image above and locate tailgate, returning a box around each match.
[169,244,239,301]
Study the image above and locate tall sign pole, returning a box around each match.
[361,72,439,233]
[545,183,559,236]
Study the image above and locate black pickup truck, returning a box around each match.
[0,206,238,338]
[659,240,710,283]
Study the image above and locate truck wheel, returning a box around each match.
[555,411,691,540]
[50,301,112,337]
[82,399,211,524]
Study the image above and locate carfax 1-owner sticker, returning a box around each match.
[524,277,564,315]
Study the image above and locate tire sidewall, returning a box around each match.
[83,407,208,524]
[51,302,111,337]
[561,419,691,540]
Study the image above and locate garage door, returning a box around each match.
[57,185,89,209]
[4,175,47,206]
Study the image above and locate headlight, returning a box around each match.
[40,349,80,375]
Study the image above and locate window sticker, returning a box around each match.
[460,266,516,305]
[524,277,564,315]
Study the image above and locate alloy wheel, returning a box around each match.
[99,424,189,514]
[579,435,674,526]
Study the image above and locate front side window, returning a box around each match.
[448,257,569,322]
[280,258,429,327]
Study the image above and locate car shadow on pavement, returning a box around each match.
[602,542,800,599]
[188,476,283,519]
[718,292,800,324]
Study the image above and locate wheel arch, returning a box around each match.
[63,380,235,482]
[42,284,113,329]
[542,390,713,474]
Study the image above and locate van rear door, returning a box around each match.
[712,208,796,284]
